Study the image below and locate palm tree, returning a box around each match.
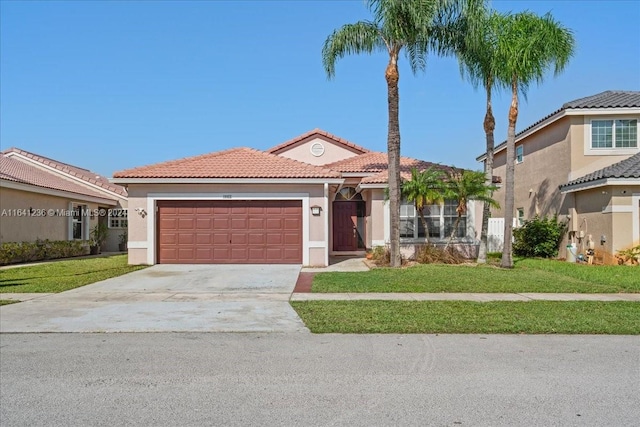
[491,11,575,268]
[322,0,478,267]
[443,169,499,250]
[402,167,446,242]
[455,6,504,263]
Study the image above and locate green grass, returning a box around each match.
[291,300,640,334]
[0,300,19,306]
[312,258,640,293]
[0,255,146,293]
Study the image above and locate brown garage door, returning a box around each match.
[156,200,302,264]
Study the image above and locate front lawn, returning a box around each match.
[0,255,146,293]
[312,258,639,293]
[291,300,640,334]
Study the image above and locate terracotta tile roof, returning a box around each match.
[267,128,370,155]
[326,151,449,180]
[560,152,640,190]
[0,156,118,201]
[2,147,127,197]
[113,147,342,179]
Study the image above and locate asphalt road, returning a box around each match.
[1,333,638,426]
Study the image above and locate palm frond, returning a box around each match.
[322,21,385,79]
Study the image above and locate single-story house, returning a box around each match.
[113,129,481,266]
[0,148,128,252]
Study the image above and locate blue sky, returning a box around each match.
[1,0,639,177]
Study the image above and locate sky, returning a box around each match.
[1,0,639,177]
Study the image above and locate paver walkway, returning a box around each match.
[290,292,640,302]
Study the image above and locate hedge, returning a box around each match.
[0,239,90,266]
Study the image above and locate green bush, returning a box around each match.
[0,239,90,265]
[513,216,567,258]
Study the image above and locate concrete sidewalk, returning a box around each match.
[290,292,640,302]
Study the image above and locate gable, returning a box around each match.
[275,136,366,166]
[267,129,369,166]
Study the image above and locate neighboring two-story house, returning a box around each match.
[478,91,640,258]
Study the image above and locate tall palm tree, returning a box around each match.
[455,6,504,263]
[443,169,498,250]
[402,167,446,242]
[491,12,575,268]
[322,0,477,267]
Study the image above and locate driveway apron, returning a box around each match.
[0,265,309,333]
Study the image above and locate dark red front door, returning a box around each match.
[333,201,358,251]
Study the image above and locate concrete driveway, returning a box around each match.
[0,265,308,333]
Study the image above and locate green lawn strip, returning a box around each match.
[0,300,19,306]
[312,262,639,293]
[0,255,146,293]
[291,300,640,334]
[515,258,640,288]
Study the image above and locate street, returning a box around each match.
[1,333,638,426]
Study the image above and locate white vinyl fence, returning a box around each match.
[487,218,519,253]
[487,218,505,253]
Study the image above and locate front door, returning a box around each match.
[333,201,358,251]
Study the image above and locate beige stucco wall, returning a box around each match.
[275,136,361,166]
[0,187,123,251]
[369,189,386,244]
[124,183,328,265]
[492,116,572,220]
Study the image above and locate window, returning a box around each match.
[515,145,524,163]
[400,200,464,240]
[108,209,128,229]
[591,119,637,149]
[70,204,87,240]
[517,208,525,227]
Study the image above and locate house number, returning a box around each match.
[222,195,232,199]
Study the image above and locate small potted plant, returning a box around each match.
[118,231,128,252]
[90,223,108,254]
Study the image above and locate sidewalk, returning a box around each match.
[290,292,640,302]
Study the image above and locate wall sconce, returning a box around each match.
[135,208,147,218]
[600,234,606,245]
[310,205,322,216]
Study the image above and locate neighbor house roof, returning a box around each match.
[477,90,640,161]
[560,152,640,192]
[267,128,370,155]
[113,147,342,179]
[0,155,118,202]
[2,147,127,197]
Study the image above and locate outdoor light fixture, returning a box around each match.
[135,208,147,218]
[310,205,322,216]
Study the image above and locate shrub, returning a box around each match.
[0,240,90,265]
[371,245,391,266]
[415,244,466,264]
[513,215,567,258]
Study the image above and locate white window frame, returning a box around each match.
[400,200,467,241]
[584,116,639,156]
[108,209,128,229]
[517,207,525,227]
[515,145,524,164]
[68,203,88,240]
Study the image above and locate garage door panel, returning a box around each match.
[283,218,301,230]
[196,218,212,229]
[178,233,195,244]
[157,200,302,264]
[178,218,195,230]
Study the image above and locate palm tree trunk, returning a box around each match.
[386,54,402,267]
[501,77,518,268]
[418,208,429,244]
[444,214,461,250]
[477,84,495,264]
